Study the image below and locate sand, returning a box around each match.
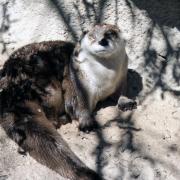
[0,0,180,179]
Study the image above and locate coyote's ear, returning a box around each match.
[79,30,89,43]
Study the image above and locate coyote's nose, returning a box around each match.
[98,38,109,46]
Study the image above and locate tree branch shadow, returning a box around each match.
[0,1,16,55]
[91,1,180,176]
[127,0,180,101]
[49,0,79,41]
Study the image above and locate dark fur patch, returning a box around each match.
[0,41,102,180]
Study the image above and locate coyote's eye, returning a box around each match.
[105,30,118,39]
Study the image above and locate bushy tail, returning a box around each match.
[1,101,102,180]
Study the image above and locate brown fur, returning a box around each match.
[0,41,102,180]
[0,24,137,179]
[70,24,137,131]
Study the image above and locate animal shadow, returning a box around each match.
[96,69,143,110]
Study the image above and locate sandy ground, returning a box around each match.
[0,0,180,180]
[0,81,180,180]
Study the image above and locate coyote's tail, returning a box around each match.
[0,100,102,180]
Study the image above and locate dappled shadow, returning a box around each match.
[126,0,180,101]
[94,111,142,176]
[94,110,180,179]
[92,125,111,177]
[81,0,98,24]
[0,1,16,55]
[0,175,8,180]
[0,0,180,179]
[143,23,180,99]
[103,113,141,152]
[131,0,180,30]
[93,69,142,178]
[49,0,108,41]
[49,0,119,40]
[94,108,180,179]
[49,0,79,41]
[90,1,180,176]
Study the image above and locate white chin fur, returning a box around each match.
[82,34,120,57]
[88,44,115,56]
[94,49,114,57]
[93,45,112,52]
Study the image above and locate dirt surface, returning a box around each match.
[0,0,180,180]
